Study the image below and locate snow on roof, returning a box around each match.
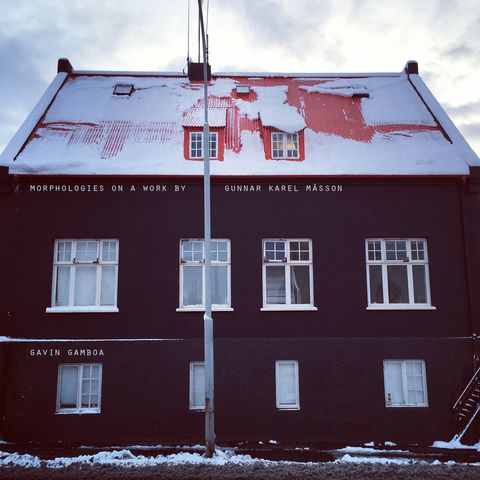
[1,65,478,176]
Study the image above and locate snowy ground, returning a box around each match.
[1,443,480,479]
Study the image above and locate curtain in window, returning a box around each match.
[384,362,404,405]
[191,364,205,408]
[266,266,286,304]
[183,265,202,305]
[277,363,297,405]
[60,366,78,408]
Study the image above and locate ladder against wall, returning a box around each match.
[452,367,480,443]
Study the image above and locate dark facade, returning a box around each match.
[1,174,479,445]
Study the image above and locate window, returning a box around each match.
[189,362,205,410]
[56,364,102,413]
[365,239,433,309]
[48,239,119,312]
[271,132,299,159]
[383,360,428,407]
[179,239,231,310]
[189,132,218,159]
[275,360,300,410]
[262,239,315,310]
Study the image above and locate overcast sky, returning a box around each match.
[0,0,479,156]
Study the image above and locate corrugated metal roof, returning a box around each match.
[1,69,478,176]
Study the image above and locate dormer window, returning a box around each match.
[189,132,218,159]
[113,84,134,96]
[271,132,299,159]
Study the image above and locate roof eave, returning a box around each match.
[408,73,480,168]
[0,72,69,164]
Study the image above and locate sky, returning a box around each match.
[0,0,479,156]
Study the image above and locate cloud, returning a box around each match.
[443,100,480,118]
[217,0,333,59]
[458,122,480,138]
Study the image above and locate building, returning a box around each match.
[1,58,480,446]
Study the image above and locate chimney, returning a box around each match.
[405,60,419,75]
[57,58,74,74]
[188,62,211,81]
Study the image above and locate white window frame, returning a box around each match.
[56,363,103,414]
[177,239,233,312]
[47,239,119,313]
[383,360,428,407]
[261,239,316,311]
[189,361,205,411]
[365,238,435,310]
[271,132,300,159]
[189,131,218,159]
[275,360,300,410]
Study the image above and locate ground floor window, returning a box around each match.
[189,362,205,411]
[56,364,102,413]
[275,360,300,410]
[383,360,428,407]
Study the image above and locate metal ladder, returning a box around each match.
[452,367,480,442]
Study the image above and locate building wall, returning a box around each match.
[1,337,470,444]
[1,175,476,444]
[8,177,472,339]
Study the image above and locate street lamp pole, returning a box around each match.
[197,0,215,458]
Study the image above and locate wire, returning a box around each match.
[187,0,191,63]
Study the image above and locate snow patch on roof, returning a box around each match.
[0,451,41,468]
[183,108,227,127]
[235,85,305,133]
[300,80,369,98]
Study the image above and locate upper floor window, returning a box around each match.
[178,239,232,311]
[271,132,299,159]
[275,360,300,410]
[189,132,218,159]
[262,239,315,310]
[365,239,433,310]
[48,239,119,313]
[383,360,428,407]
[56,363,102,414]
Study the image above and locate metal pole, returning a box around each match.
[197,0,215,458]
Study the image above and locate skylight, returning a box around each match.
[236,85,250,95]
[113,84,134,96]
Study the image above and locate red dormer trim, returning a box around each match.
[183,126,225,161]
[263,127,305,162]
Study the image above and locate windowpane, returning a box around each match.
[101,241,117,262]
[74,266,97,306]
[76,241,98,262]
[212,265,228,305]
[59,366,78,408]
[413,265,427,303]
[368,265,384,304]
[190,363,205,409]
[387,265,408,303]
[183,265,203,305]
[384,362,404,405]
[290,265,310,304]
[100,266,116,306]
[57,241,72,262]
[266,266,286,304]
[55,266,70,306]
[276,361,298,408]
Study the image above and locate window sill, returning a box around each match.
[366,305,436,311]
[46,306,119,313]
[55,409,100,414]
[261,306,317,312]
[176,307,234,312]
[385,404,429,408]
[277,406,300,411]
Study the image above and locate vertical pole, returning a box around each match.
[197,0,215,458]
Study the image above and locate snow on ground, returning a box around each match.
[1,445,480,470]
[432,438,480,451]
